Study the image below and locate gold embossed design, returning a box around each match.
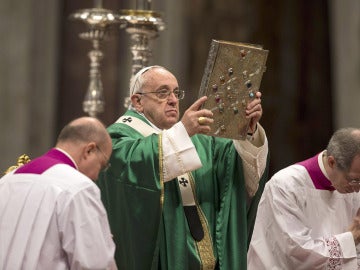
[199,39,268,140]
[4,154,31,175]
[149,133,165,267]
[188,173,216,270]
[158,133,164,208]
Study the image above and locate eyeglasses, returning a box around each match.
[344,174,360,186]
[138,89,185,100]
[96,145,111,172]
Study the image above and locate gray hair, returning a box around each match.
[129,65,165,96]
[326,127,360,172]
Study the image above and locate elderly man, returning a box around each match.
[98,65,269,269]
[248,127,360,269]
[0,117,117,270]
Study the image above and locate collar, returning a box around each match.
[297,151,335,191]
[55,147,78,169]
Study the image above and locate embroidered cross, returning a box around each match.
[122,117,132,123]
[179,177,188,187]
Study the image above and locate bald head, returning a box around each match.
[56,117,112,180]
[56,117,110,148]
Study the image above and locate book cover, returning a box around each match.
[198,39,268,140]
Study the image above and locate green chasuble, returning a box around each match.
[97,110,270,270]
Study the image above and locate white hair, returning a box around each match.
[129,65,165,96]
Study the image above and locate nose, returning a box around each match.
[167,91,178,104]
[168,91,178,99]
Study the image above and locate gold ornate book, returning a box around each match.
[198,39,268,140]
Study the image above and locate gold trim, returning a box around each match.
[120,9,162,18]
[188,173,216,269]
[158,133,164,207]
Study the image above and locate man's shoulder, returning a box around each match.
[268,163,310,189]
[3,165,97,203]
[108,112,157,140]
[42,164,96,192]
[107,119,137,139]
[108,111,143,129]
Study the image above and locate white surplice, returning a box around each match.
[0,164,116,270]
[248,152,360,270]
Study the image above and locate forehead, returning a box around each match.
[142,68,178,89]
[349,155,360,175]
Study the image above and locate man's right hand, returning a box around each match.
[349,208,360,245]
[181,96,214,137]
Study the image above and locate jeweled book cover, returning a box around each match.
[198,39,268,140]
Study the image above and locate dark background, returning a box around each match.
[59,0,333,176]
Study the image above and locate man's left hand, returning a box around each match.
[246,91,263,133]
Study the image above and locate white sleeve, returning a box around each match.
[248,178,358,270]
[161,121,202,182]
[232,123,268,197]
[58,185,117,270]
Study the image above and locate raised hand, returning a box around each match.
[246,91,263,133]
[181,96,214,137]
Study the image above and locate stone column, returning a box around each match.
[0,0,59,172]
[329,0,360,128]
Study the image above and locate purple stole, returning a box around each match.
[14,148,76,175]
[297,153,335,191]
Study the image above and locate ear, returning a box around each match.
[83,142,97,159]
[131,94,144,112]
[327,155,336,169]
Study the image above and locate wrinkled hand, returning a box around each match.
[181,96,214,137]
[349,208,360,245]
[247,91,263,133]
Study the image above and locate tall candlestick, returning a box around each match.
[94,0,102,8]
[135,0,152,10]
[118,7,165,108]
[69,7,122,117]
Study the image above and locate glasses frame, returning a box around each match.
[344,173,360,186]
[96,145,111,172]
[333,158,360,186]
[138,89,185,100]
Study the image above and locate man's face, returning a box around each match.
[134,68,180,130]
[330,154,360,193]
[78,139,112,181]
